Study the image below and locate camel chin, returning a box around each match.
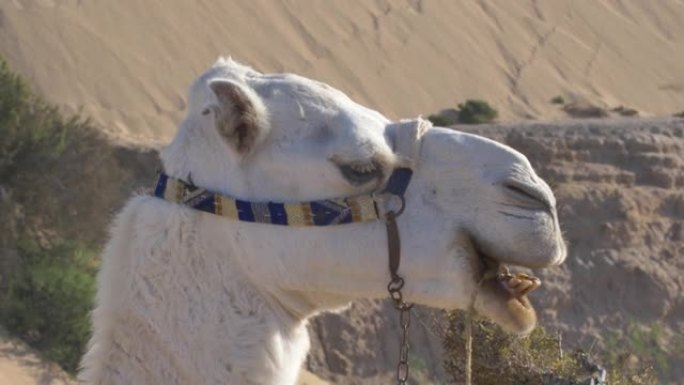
[469,246,546,334]
[478,282,537,334]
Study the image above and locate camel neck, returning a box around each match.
[79,197,311,385]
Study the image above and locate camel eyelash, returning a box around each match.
[337,160,384,185]
[348,162,378,173]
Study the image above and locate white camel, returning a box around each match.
[79,58,566,385]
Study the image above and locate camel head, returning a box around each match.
[161,58,566,334]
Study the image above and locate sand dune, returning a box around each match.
[1,0,683,147]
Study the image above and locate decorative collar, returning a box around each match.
[153,168,412,227]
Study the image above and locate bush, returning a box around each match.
[443,312,659,385]
[612,106,639,117]
[0,55,109,374]
[562,103,609,118]
[0,238,98,373]
[603,322,682,382]
[0,58,31,170]
[551,96,565,105]
[0,55,129,244]
[457,99,498,124]
[0,58,74,180]
[427,114,456,127]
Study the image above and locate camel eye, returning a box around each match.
[503,181,550,210]
[338,161,383,185]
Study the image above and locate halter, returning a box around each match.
[152,118,431,385]
[153,167,412,227]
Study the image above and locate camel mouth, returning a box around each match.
[476,248,542,305]
[470,244,542,333]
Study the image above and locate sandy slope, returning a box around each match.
[296,369,329,385]
[1,0,684,147]
[0,333,74,385]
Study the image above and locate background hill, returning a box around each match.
[1,0,683,147]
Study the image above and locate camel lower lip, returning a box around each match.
[475,277,538,334]
[476,249,543,299]
[495,280,531,308]
[477,279,530,309]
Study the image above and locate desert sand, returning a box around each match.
[1,0,683,147]
[0,330,74,385]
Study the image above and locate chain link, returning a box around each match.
[397,304,411,383]
[388,275,413,385]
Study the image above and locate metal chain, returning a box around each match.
[388,276,413,384]
[384,192,412,385]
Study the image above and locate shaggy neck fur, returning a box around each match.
[78,195,323,385]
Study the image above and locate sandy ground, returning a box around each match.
[0,332,74,385]
[296,370,329,385]
[0,331,328,385]
[1,0,683,147]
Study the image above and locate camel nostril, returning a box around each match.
[502,181,552,211]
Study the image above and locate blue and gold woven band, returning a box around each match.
[153,173,385,226]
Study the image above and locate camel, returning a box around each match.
[79,58,566,385]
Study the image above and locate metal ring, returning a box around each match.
[397,195,406,217]
[389,194,406,218]
[387,276,405,292]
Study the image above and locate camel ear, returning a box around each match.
[386,117,432,168]
[206,79,269,155]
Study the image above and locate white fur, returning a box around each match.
[79,58,566,385]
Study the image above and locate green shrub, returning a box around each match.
[0,58,75,180]
[0,56,107,374]
[427,114,456,127]
[603,322,681,382]
[612,105,639,117]
[443,312,659,385]
[457,99,498,124]
[0,55,125,243]
[551,96,565,105]
[562,103,609,118]
[0,238,98,373]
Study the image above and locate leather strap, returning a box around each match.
[383,118,431,305]
[386,211,401,280]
